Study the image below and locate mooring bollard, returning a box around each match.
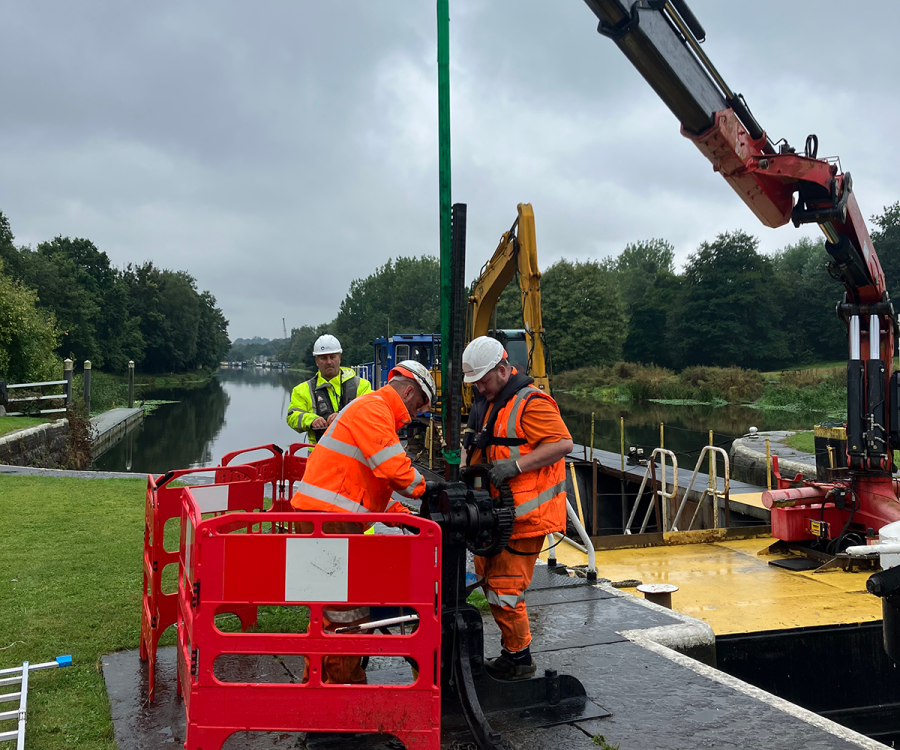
[637,583,678,609]
[128,360,135,408]
[84,360,92,415]
[64,359,73,407]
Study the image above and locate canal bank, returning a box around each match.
[91,367,301,474]
[91,408,143,459]
[2,397,892,747]
[0,406,144,469]
[89,368,830,477]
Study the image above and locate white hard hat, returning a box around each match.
[462,336,506,383]
[389,360,436,406]
[313,334,342,356]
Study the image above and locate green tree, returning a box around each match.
[615,238,675,310]
[0,259,59,383]
[15,241,102,365]
[540,259,628,372]
[771,236,843,363]
[0,211,22,278]
[279,325,319,368]
[668,230,789,369]
[623,271,681,367]
[870,202,900,304]
[9,236,142,369]
[331,256,440,365]
[123,263,222,373]
[195,291,231,369]
[124,261,167,371]
[158,271,201,371]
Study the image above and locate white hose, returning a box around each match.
[564,500,597,575]
[845,543,900,556]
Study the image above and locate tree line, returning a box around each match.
[280,202,900,376]
[0,210,230,383]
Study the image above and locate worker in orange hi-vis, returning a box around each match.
[291,359,438,684]
[461,336,573,681]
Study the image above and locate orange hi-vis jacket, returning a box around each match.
[471,385,567,540]
[290,386,425,520]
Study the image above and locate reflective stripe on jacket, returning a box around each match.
[473,385,567,540]
[285,367,371,447]
[290,385,425,518]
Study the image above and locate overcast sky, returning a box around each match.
[2,1,898,341]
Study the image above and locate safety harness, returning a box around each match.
[307,372,360,440]
[463,371,534,465]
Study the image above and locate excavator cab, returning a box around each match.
[490,329,529,374]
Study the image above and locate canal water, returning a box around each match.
[92,369,823,475]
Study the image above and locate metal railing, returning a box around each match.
[670,446,731,531]
[4,381,69,416]
[624,448,679,534]
[2,359,73,417]
[352,363,374,383]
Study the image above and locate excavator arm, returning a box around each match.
[582,0,897,478]
[467,203,550,395]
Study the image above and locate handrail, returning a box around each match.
[4,379,69,417]
[670,446,731,531]
[624,448,678,534]
[8,380,67,389]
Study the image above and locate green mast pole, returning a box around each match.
[437,0,459,471]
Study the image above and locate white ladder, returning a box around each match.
[0,656,71,748]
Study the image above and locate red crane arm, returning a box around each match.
[582,0,897,476]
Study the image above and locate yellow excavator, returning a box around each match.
[390,203,549,469]
[464,202,550,410]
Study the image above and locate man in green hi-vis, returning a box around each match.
[285,334,371,449]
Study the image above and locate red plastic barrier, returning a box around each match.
[176,499,442,750]
[284,442,313,499]
[219,444,286,510]
[139,465,260,701]
[219,443,312,512]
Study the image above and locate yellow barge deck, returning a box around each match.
[542,533,881,636]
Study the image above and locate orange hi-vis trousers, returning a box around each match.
[474,536,544,653]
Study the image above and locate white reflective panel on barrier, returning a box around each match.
[190,485,230,514]
[285,538,349,602]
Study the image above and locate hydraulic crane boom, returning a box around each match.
[581,0,900,544]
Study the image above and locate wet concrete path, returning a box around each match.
[102,562,885,750]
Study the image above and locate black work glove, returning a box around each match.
[424,480,443,496]
[489,461,521,487]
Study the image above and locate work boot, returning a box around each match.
[484,647,536,681]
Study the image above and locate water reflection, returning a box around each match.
[556,394,821,467]
[92,368,302,474]
[92,369,824,476]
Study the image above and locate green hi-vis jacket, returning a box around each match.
[286,367,372,447]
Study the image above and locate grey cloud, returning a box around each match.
[1,1,897,341]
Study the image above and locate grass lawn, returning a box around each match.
[0,416,50,437]
[0,475,310,747]
[783,431,814,453]
[762,357,900,379]
[1,474,489,746]
[784,430,900,466]
[0,475,146,749]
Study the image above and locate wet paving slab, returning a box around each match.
[104,572,887,750]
